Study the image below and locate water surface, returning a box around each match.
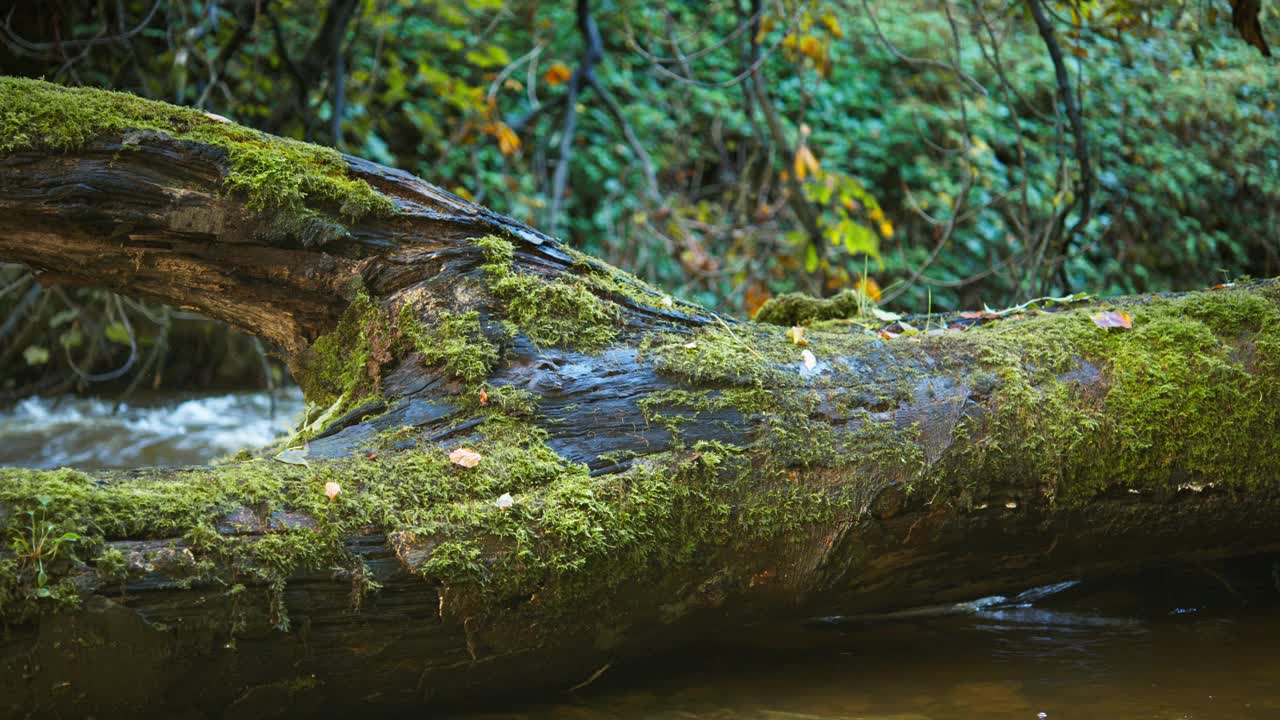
[0,389,303,469]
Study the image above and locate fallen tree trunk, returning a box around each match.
[1,77,1279,718]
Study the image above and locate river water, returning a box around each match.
[2,392,1278,719]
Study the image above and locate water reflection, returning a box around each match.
[0,390,303,469]
[448,571,1280,720]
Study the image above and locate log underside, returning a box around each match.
[3,487,1280,718]
[1,79,1279,719]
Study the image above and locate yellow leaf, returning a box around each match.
[799,35,821,60]
[821,13,844,39]
[879,220,895,238]
[794,145,819,180]
[543,62,572,86]
[490,122,521,156]
[450,447,483,468]
[786,325,809,346]
[324,482,341,500]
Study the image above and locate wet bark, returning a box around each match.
[1,113,1279,719]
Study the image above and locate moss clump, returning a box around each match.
[295,289,391,412]
[475,236,620,351]
[753,289,871,326]
[936,286,1280,506]
[0,77,392,222]
[399,306,508,384]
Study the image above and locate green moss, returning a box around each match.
[295,289,389,411]
[0,406,899,625]
[399,306,507,384]
[475,236,621,351]
[3,279,1275,630]
[753,289,871,326]
[646,318,882,388]
[0,77,392,224]
[936,286,1280,506]
[560,245,704,316]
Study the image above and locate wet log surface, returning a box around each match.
[1,82,1279,719]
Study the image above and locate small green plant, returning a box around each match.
[10,496,81,598]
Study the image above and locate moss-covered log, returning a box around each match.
[2,77,1279,718]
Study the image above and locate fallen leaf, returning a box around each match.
[878,329,899,339]
[450,447,483,468]
[870,307,901,323]
[478,388,489,406]
[274,447,309,468]
[324,482,341,500]
[495,492,514,510]
[786,325,809,346]
[801,348,817,370]
[683,341,698,349]
[1091,311,1132,329]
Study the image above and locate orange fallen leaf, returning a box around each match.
[1091,311,1132,329]
[449,447,483,468]
[324,481,341,500]
[478,388,489,406]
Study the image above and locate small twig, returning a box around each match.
[568,663,611,692]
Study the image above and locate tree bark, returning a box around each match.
[1,79,1279,719]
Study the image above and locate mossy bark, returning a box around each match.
[2,78,1279,718]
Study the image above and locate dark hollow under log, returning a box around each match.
[1,77,1279,719]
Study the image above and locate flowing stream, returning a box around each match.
[2,391,1278,719]
[0,389,304,469]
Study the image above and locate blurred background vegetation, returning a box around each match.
[0,0,1276,400]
